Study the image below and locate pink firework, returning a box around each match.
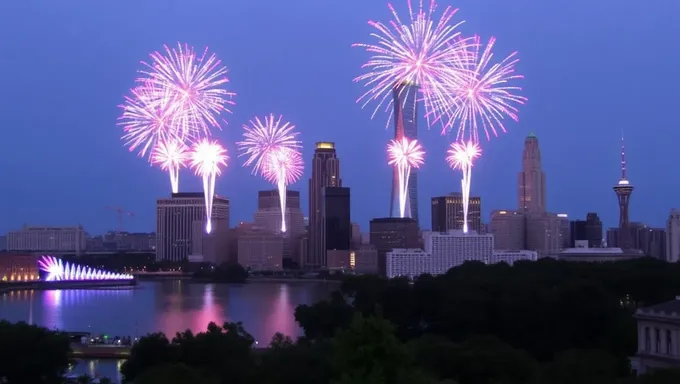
[441,35,527,141]
[140,43,235,140]
[119,82,178,158]
[263,148,304,233]
[446,141,481,233]
[387,137,425,218]
[152,138,190,193]
[353,0,471,127]
[236,114,301,176]
[190,139,228,234]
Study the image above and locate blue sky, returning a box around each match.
[1,0,678,235]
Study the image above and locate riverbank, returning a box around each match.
[0,279,137,293]
[69,344,268,360]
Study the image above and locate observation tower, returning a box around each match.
[613,136,634,249]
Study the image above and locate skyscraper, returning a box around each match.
[569,213,603,248]
[431,193,482,233]
[390,82,419,224]
[308,142,341,267]
[369,217,420,276]
[156,192,229,262]
[613,137,634,249]
[324,187,351,268]
[518,132,546,213]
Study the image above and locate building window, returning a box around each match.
[655,328,661,353]
[667,330,673,355]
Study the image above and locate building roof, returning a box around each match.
[560,247,624,254]
[637,298,680,317]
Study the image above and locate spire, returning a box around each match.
[620,133,627,181]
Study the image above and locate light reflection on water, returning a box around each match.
[0,280,333,382]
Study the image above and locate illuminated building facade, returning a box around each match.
[431,193,482,233]
[308,142,341,267]
[0,253,39,282]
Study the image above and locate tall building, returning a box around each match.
[608,223,666,259]
[525,212,562,258]
[518,132,546,213]
[556,214,571,250]
[369,217,420,276]
[308,142,341,267]
[7,226,87,255]
[613,137,634,249]
[323,187,350,250]
[258,189,301,211]
[156,192,229,262]
[489,210,525,250]
[238,230,284,271]
[390,82,419,224]
[431,193,482,233]
[667,209,680,262]
[569,212,603,248]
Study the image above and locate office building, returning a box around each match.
[386,231,536,279]
[613,136,634,249]
[7,226,87,255]
[351,223,362,249]
[308,142,341,267]
[254,190,305,236]
[390,82,419,224]
[608,223,666,259]
[667,209,680,262]
[557,214,570,249]
[518,132,546,213]
[0,253,40,282]
[369,217,420,276]
[526,212,562,258]
[351,244,379,274]
[570,213,603,248]
[238,230,284,271]
[431,193,482,233]
[489,210,525,250]
[324,187,351,269]
[630,298,680,374]
[558,241,644,262]
[156,192,229,262]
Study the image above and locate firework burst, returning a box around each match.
[119,82,178,159]
[440,35,527,141]
[190,139,228,234]
[353,0,471,128]
[237,114,301,176]
[263,148,304,233]
[446,141,481,233]
[140,43,235,140]
[388,137,425,218]
[237,114,302,233]
[152,138,190,194]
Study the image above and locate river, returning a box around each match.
[0,279,337,382]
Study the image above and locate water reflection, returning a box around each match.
[158,283,228,337]
[266,284,297,341]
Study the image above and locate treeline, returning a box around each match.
[4,258,680,383]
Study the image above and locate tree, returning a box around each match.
[330,312,434,384]
[120,332,176,382]
[134,363,218,384]
[541,349,620,384]
[257,333,332,384]
[0,320,71,384]
[295,291,355,340]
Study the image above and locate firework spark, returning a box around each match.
[140,43,235,140]
[152,138,190,193]
[388,137,425,218]
[263,148,304,233]
[440,35,527,141]
[190,139,228,234]
[119,82,178,159]
[446,141,481,233]
[237,114,302,233]
[353,0,470,128]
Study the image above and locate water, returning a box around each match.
[0,280,336,382]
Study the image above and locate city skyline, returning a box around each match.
[1,0,678,234]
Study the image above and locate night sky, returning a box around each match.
[1,0,678,235]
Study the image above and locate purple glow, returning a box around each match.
[38,256,134,281]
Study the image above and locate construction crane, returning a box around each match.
[105,206,135,232]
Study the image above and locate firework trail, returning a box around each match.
[190,139,228,234]
[140,43,235,141]
[440,35,527,141]
[152,138,190,194]
[263,148,304,233]
[119,82,178,159]
[446,141,481,233]
[237,114,302,233]
[387,137,425,218]
[353,0,471,128]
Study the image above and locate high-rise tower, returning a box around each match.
[518,132,546,213]
[613,136,634,249]
[308,142,341,267]
[390,82,419,225]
